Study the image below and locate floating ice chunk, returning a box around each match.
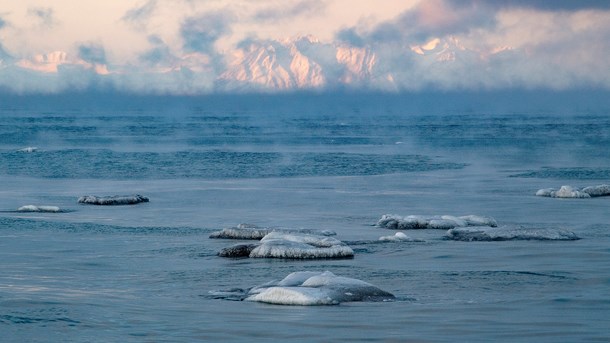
[378,232,419,242]
[581,184,610,197]
[78,194,149,205]
[219,232,353,259]
[210,226,273,240]
[377,214,496,230]
[18,146,38,153]
[536,184,610,198]
[554,186,590,198]
[247,286,338,305]
[209,224,336,239]
[17,205,61,213]
[446,226,580,241]
[459,215,497,227]
[249,239,354,259]
[245,271,394,305]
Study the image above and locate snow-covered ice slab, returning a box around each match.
[16,205,63,213]
[209,223,336,239]
[78,194,149,205]
[536,184,610,198]
[445,226,580,241]
[377,214,497,230]
[245,271,394,305]
[218,231,353,259]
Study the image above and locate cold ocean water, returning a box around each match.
[1,94,609,342]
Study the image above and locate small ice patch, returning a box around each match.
[377,214,496,230]
[78,194,149,205]
[536,184,610,198]
[446,226,580,241]
[17,147,38,153]
[244,271,394,305]
[378,232,420,242]
[17,205,61,213]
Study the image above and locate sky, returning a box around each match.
[1,0,610,94]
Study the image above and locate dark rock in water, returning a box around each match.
[218,243,260,257]
[78,194,149,205]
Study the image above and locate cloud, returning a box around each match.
[78,43,107,65]
[122,0,157,26]
[483,0,610,11]
[139,35,178,66]
[180,10,234,55]
[253,0,327,22]
[27,7,57,27]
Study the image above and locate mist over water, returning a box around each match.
[1,92,609,342]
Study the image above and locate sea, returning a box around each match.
[1,93,609,342]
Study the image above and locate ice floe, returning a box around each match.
[244,271,394,305]
[378,232,420,242]
[209,223,336,239]
[17,146,38,153]
[17,205,62,213]
[78,194,149,205]
[536,184,610,198]
[250,232,353,259]
[445,226,580,241]
[218,231,353,259]
[377,214,497,230]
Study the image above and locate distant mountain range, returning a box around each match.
[7,35,516,92]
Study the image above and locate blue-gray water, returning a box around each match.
[1,96,609,342]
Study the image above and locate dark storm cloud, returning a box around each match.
[180,10,234,54]
[254,0,326,22]
[78,43,107,64]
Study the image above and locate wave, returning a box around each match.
[218,231,353,259]
[244,271,395,305]
[77,194,149,205]
[445,226,580,241]
[377,214,497,230]
[209,223,336,239]
[536,184,610,198]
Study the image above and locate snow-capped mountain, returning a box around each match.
[3,35,516,92]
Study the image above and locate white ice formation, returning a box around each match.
[446,226,580,241]
[17,147,38,153]
[209,223,336,239]
[218,231,353,259]
[378,232,420,242]
[377,214,497,230]
[536,185,610,198]
[78,194,149,205]
[17,205,61,213]
[245,271,394,305]
[250,231,353,259]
